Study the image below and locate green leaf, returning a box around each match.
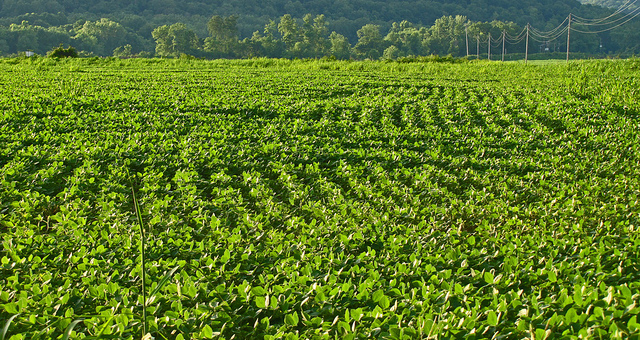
[285,312,299,326]
[594,306,604,319]
[547,270,557,283]
[350,308,364,322]
[1,313,20,340]
[251,286,267,296]
[467,236,476,246]
[269,295,278,309]
[3,303,18,314]
[337,321,350,334]
[487,311,498,326]
[62,319,85,340]
[221,249,231,263]
[573,286,584,307]
[372,289,384,302]
[484,272,494,285]
[628,316,638,332]
[255,296,267,309]
[310,317,322,327]
[535,328,548,340]
[147,266,180,305]
[96,316,115,337]
[565,308,578,324]
[202,324,213,338]
[390,326,402,338]
[379,296,390,309]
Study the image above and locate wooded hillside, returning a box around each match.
[0,0,638,57]
[579,0,638,9]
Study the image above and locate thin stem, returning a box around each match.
[130,176,148,336]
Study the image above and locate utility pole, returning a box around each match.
[477,36,480,59]
[488,32,491,60]
[501,30,506,62]
[566,13,572,62]
[525,24,529,64]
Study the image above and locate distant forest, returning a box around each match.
[579,0,638,10]
[0,0,638,58]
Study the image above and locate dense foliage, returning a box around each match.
[0,0,639,57]
[0,58,639,339]
[579,0,639,10]
[46,44,77,57]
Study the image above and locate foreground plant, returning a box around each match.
[0,58,638,339]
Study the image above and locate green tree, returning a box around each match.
[207,15,238,41]
[247,20,285,58]
[466,21,495,57]
[384,21,426,57]
[300,14,330,58]
[329,31,351,59]
[0,27,9,55]
[204,15,239,57]
[426,15,468,56]
[73,18,127,56]
[7,21,71,55]
[1,0,64,16]
[152,23,200,57]
[238,33,264,57]
[47,44,78,58]
[151,25,173,56]
[465,20,524,57]
[278,14,301,54]
[10,21,38,53]
[113,44,133,57]
[354,24,387,59]
[382,45,401,60]
[610,22,640,54]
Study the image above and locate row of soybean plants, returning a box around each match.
[0,58,639,339]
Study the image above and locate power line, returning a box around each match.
[505,27,527,41]
[529,17,569,39]
[469,0,639,63]
[572,13,640,33]
[529,26,569,43]
[572,7,640,33]
[573,6,640,27]
[573,0,639,24]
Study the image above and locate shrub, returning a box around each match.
[47,45,78,58]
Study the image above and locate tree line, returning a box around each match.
[157,14,639,60]
[0,13,638,59]
[152,14,518,60]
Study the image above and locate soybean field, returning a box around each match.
[0,58,639,339]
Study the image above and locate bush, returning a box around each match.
[47,45,78,58]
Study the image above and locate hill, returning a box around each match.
[0,0,612,38]
[578,0,638,9]
[0,0,638,56]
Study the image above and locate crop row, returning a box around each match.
[0,58,639,339]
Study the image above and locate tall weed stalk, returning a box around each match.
[129,174,148,336]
